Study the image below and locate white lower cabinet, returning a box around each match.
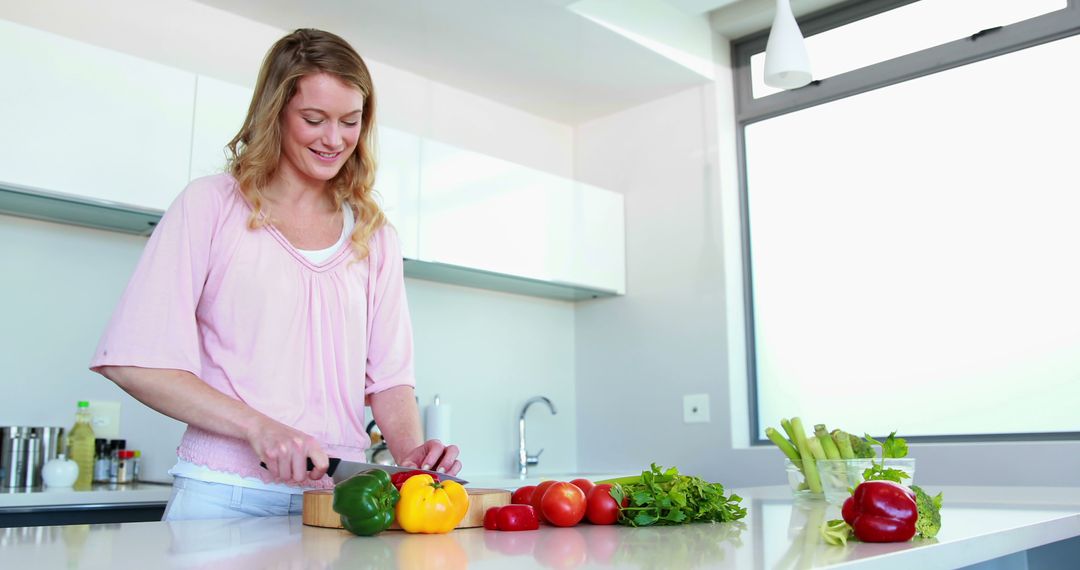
[0,19,194,212]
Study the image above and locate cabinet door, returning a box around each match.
[418,140,573,282]
[566,183,626,294]
[190,76,252,181]
[0,19,194,211]
[375,126,420,259]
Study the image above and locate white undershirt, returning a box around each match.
[296,204,356,263]
[169,205,356,493]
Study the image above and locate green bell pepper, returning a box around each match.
[332,469,400,536]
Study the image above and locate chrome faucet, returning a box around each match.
[518,396,557,478]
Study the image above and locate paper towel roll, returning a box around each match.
[424,396,452,443]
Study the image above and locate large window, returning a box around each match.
[734,0,1080,441]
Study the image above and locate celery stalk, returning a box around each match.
[815,425,842,460]
[766,427,801,465]
[832,429,856,460]
[594,475,642,486]
[781,418,799,446]
[807,436,827,461]
[789,417,822,493]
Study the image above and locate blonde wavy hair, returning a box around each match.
[227,28,385,260]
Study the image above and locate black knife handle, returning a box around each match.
[259,457,341,477]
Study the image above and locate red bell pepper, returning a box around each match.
[390,470,440,491]
[842,480,918,542]
[483,505,540,531]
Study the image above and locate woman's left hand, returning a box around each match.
[397,440,462,476]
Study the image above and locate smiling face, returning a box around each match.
[278,72,365,188]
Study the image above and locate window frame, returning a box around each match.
[731,0,1080,445]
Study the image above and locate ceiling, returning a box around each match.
[194,0,844,125]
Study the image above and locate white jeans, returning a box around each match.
[162,476,304,521]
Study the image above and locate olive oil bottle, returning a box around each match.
[68,401,95,491]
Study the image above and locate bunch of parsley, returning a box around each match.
[608,463,747,527]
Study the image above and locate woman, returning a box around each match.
[90,29,460,520]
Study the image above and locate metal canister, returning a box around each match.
[23,430,41,488]
[37,427,65,462]
[1,427,32,488]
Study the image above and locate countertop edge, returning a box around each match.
[0,484,174,509]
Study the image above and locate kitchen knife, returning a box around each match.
[258,457,468,485]
[331,458,469,485]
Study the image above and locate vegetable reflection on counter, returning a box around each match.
[612,519,747,569]
[775,501,850,570]
[397,533,469,570]
[601,463,747,527]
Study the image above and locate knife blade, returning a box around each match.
[331,459,469,485]
[258,457,468,485]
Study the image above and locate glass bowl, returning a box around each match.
[815,458,916,504]
[784,458,824,500]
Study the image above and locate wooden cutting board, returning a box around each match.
[302,487,510,530]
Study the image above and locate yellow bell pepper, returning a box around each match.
[394,474,470,534]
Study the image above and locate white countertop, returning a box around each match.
[1,485,1078,568]
[0,482,173,510]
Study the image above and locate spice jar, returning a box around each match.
[114,450,136,484]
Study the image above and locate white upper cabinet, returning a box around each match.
[375,126,421,260]
[419,139,574,283]
[418,139,625,294]
[567,182,626,295]
[0,19,195,211]
[190,76,252,182]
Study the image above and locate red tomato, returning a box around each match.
[531,480,559,524]
[540,482,586,527]
[585,483,621,525]
[483,506,501,530]
[496,504,540,531]
[569,478,595,497]
[512,485,537,505]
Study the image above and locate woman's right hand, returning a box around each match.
[247,416,329,483]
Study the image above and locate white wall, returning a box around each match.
[407,280,576,477]
[572,35,1080,487]
[573,82,747,481]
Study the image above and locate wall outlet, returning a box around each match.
[683,394,710,423]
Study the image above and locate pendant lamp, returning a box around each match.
[764,0,812,89]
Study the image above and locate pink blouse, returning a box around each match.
[90,174,415,487]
